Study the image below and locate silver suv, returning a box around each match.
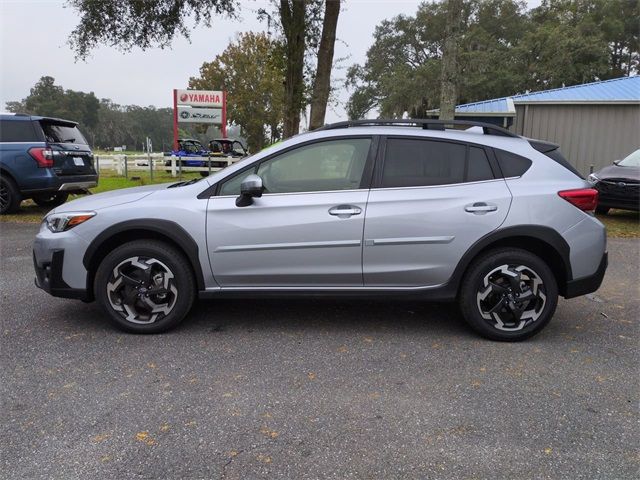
[33,120,607,341]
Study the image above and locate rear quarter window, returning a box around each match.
[0,119,40,142]
[494,149,532,178]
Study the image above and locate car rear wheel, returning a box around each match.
[0,176,21,214]
[595,205,609,215]
[459,248,558,341]
[94,240,196,333]
[32,192,69,208]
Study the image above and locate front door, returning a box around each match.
[207,137,375,287]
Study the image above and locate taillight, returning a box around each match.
[558,188,598,212]
[28,147,54,168]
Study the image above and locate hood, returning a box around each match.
[595,164,640,182]
[53,182,172,213]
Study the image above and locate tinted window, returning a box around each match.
[382,139,469,187]
[495,149,532,177]
[467,147,494,182]
[255,138,371,194]
[0,119,40,142]
[39,122,88,144]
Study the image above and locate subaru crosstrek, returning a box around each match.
[0,113,97,214]
[33,119,607,341]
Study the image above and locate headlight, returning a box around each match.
[587,173,599,185]
[45,211,96,233]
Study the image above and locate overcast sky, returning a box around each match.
[0,0,541,124]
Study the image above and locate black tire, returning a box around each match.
[94,240,196,333]
[595,205,609,215]
[0,175,21,214]
[459,248,558,341]
[32,192,69,208]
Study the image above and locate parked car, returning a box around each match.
[33,119,607,341]
[0,113,97,214]
[588,149,640,214]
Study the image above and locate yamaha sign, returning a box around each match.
[172,88,227,149]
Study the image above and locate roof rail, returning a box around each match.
[315,118,519,138]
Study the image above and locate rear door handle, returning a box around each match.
[328,205,362,218]
[465,202,498,214]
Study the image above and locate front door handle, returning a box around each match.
[328,205,362,218]
[465,202,498,214]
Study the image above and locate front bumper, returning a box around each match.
[33,226,91,301]
[33,250,89,300]
[564,251,608,299]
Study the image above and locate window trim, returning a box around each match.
[208,135,379,197]
[372,135,500,189]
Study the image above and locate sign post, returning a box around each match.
[172,89,226,151]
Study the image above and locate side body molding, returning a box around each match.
[83,219,206,291]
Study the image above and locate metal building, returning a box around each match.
[442,76,640,175]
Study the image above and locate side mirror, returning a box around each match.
[236,174,264,207]
[613,159,621,165]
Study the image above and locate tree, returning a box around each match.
[189,32,286,151]
[277,0,309,138]
[67,0,238,60]
[308,0,341,130]
[439,0,464,120]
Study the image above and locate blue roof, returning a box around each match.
[453,76,640,115]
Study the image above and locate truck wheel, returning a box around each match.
[0,176,21,214]
[94,240,196,334]
[33,192,69,208]
[459,248,558,341]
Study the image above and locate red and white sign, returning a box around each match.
[176,89,223,108]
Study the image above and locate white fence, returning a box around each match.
[94,154,239,178]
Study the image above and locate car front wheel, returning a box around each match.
[460,248,558,341]
[94,240,196,333]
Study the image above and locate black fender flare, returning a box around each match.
[83,219,206,291]
[444,225,572,298]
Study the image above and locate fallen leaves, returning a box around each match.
[135,431,156,446]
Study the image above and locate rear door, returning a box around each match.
[363,136,512,287]
[37,120,96,176]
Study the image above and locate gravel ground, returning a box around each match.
[1,222,638,479]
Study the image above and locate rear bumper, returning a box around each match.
[33,249,89,300]
[564,251,608,299]
[21,174,98,195]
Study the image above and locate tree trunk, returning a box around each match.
[439,0,463,121]
[280,0,307,138]
[309,0,341,130]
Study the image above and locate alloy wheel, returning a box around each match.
[476,264,546,331]
[106,256,178,324]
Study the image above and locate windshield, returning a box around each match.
[40,122,88,144]
[618,149,640,167]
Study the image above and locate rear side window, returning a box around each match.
[0,119,40,142]
[494,149,532,177]
[39,122,88,145]
[381,138,494,188]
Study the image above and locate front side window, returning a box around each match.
[381,138,493,188]
[220,138,372,196]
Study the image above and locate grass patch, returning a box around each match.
[596,209,640,238]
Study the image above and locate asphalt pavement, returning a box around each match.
[1,222,638,479]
